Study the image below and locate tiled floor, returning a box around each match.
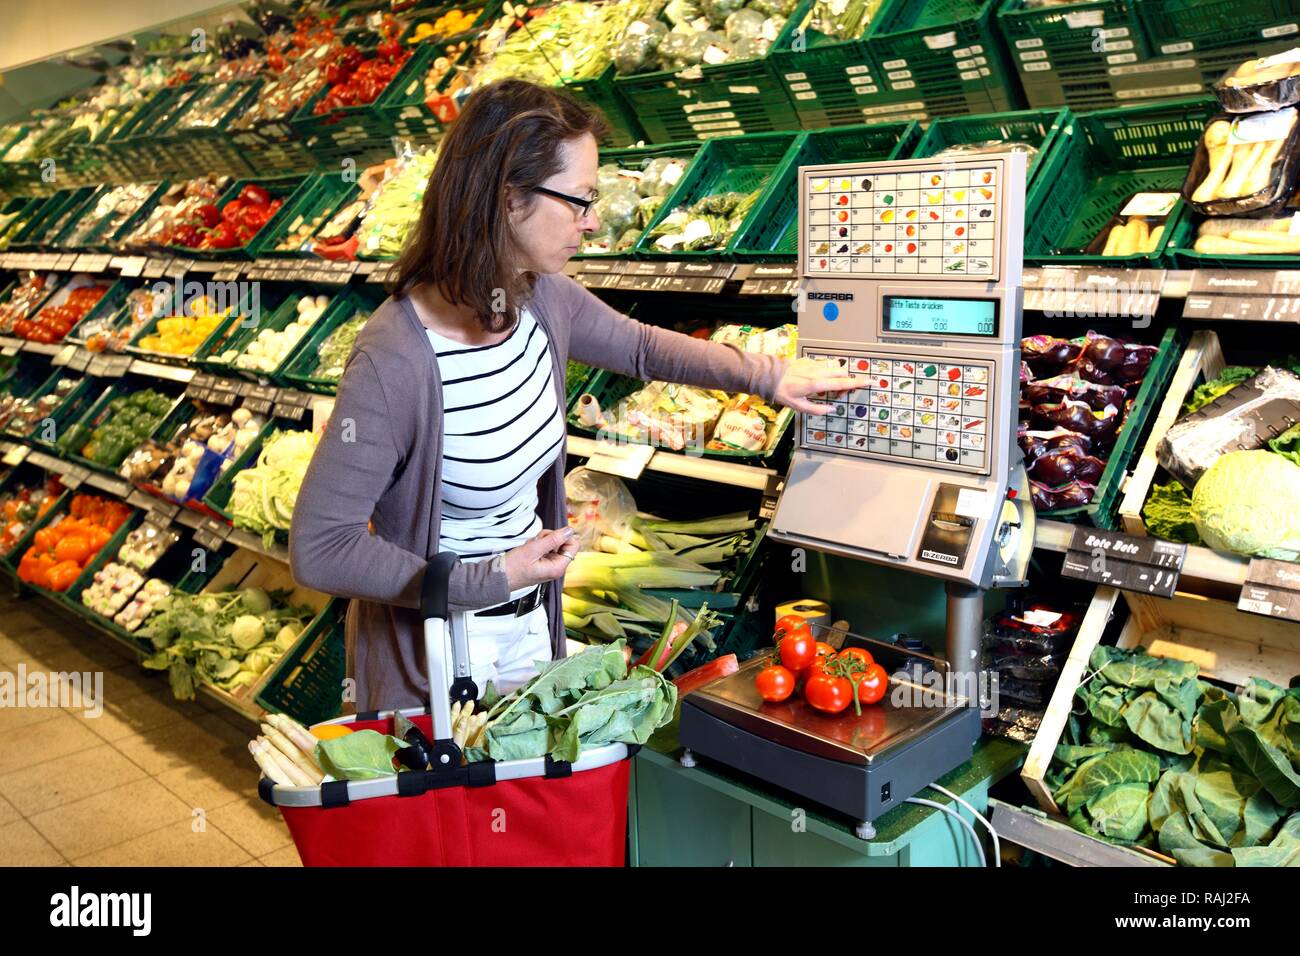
[0,592,301,866]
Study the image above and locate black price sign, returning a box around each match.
[1238,558,1300,622]
[1061,527,1187,599]
[69,350,93,372]
[127,489,157,512]
[273,402,307,421]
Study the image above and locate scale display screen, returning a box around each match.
[882,296,999,337]
[803,350,992,474]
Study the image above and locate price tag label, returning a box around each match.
[1238,558,1300,622]
[2,444,29,467]
[584,438,655,481]
[115,256,147,277]
[85,472,129,497]
[86,356,112,377]
[213,265,245,282]
[193,518,231,552]
[70,350,93,372]
[127,489,157,511]
[142,258,172,279]
[52,344,77,367]
[1061,527,1187,599]
[0,344,18,358]
[60,467,90,489]
[243,396,274,415]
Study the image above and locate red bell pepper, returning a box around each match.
[238,183,271,206]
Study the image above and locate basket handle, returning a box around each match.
[421,554,478,765]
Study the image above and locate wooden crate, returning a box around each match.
[1021,583,1300,816]
[194,548,333,715]
[1116,329,1224,536]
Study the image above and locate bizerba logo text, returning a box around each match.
[806,291,855,301]
[50,886,151,937]
[920,549,959,565]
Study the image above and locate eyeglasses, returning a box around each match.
[533,185,599,218]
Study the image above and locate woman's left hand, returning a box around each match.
[774,357,860,414]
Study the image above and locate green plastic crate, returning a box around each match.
[1025,97,1215,265]
[154,80,260,179]
[611,2,812,143]
[202,289,334,384]
[107,86,201,182]
[8,186,99,252]
[0,468,71,571]
[997,0,1149,71]
[186,286,287,375]
[254,173,360,259]
[57,376,183,474]
[228,117,323,178]
[1034,324,1186,528]
[576,141,704,258]
[1166,213,1299,269]
[913,106,1071,184]
[569,366,795,462]
[203,418,308,528]
[254,604,346,726]
[125,292,248,366]
[733,122,921,260]
[3,370,96,446]
[0,196,49,251]
[21,500,140,605]
[291,53,406,171]
[867,0,1023,104]
[60,511,159,651]
[634,131,802,258]
[32,278,131,345]
[56,181,170,253]
[168,174,309,261]
[376,41,460,146]
[1138,0,1300,55]
[279,287,381,392]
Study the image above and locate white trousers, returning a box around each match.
[443,604,552,696]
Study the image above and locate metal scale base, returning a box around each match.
[678,630,981,840]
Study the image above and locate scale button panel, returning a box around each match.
[806,165,999,280]
[804,351,991,474]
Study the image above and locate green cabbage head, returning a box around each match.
[1191,450,1300,559]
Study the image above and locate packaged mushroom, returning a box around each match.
[157,405,265,505]
[1183,108,1300,215]
[1216,48,1300,113]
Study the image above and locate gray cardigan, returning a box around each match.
[289,272,786,711]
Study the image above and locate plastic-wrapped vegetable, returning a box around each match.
[808,0,882,39]
[593,188,641,238]
[614,18,668,74]
[636,195,665,227]
[725,7,767,39]
[1028,445,1106,486]
[1023,374,1127,413]
[639,157,690,197]
[664,0,703,25]
[702,0,746,27]
[1029,479,1097,511]
[658,31,696,67]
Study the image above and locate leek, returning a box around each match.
[632,512,757,534]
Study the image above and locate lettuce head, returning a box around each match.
[1191,451,1300,559]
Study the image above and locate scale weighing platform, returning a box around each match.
[680,153,1035,839]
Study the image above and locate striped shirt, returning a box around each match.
[427,307,565,600]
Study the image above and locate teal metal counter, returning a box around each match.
[629,737,1027,866]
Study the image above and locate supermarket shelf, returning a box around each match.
[988,799,1171,867]
[227,527,291,566]
[566,434,775,491]
[128,359,195,383]
[1034,518,1249,587]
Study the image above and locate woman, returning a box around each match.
[290,79,856,712]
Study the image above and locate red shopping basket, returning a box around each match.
[259,554,634,867]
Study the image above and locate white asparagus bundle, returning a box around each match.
[266,712,323,762]
[248,739,294,785]
[261,723,325,784]
[250,738,314,787]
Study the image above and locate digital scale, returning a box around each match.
[680,153,1036,839]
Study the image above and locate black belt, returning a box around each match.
[476,584,546,618]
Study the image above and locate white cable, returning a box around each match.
[927,783,1000,867]
[905,797,987,868]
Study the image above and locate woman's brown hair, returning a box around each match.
[389,79,608,331]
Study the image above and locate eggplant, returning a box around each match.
[1019,427,1092,462]
[1027,374,1126,412]
[1029,478,1097,511]
[1116,344,1159,384]
[1083,334,1125,370]
[1030,445,1107,486]
[1034,399,1121,448]
[1021,335,1082,371]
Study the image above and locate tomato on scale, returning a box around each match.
[754,620,890,716]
